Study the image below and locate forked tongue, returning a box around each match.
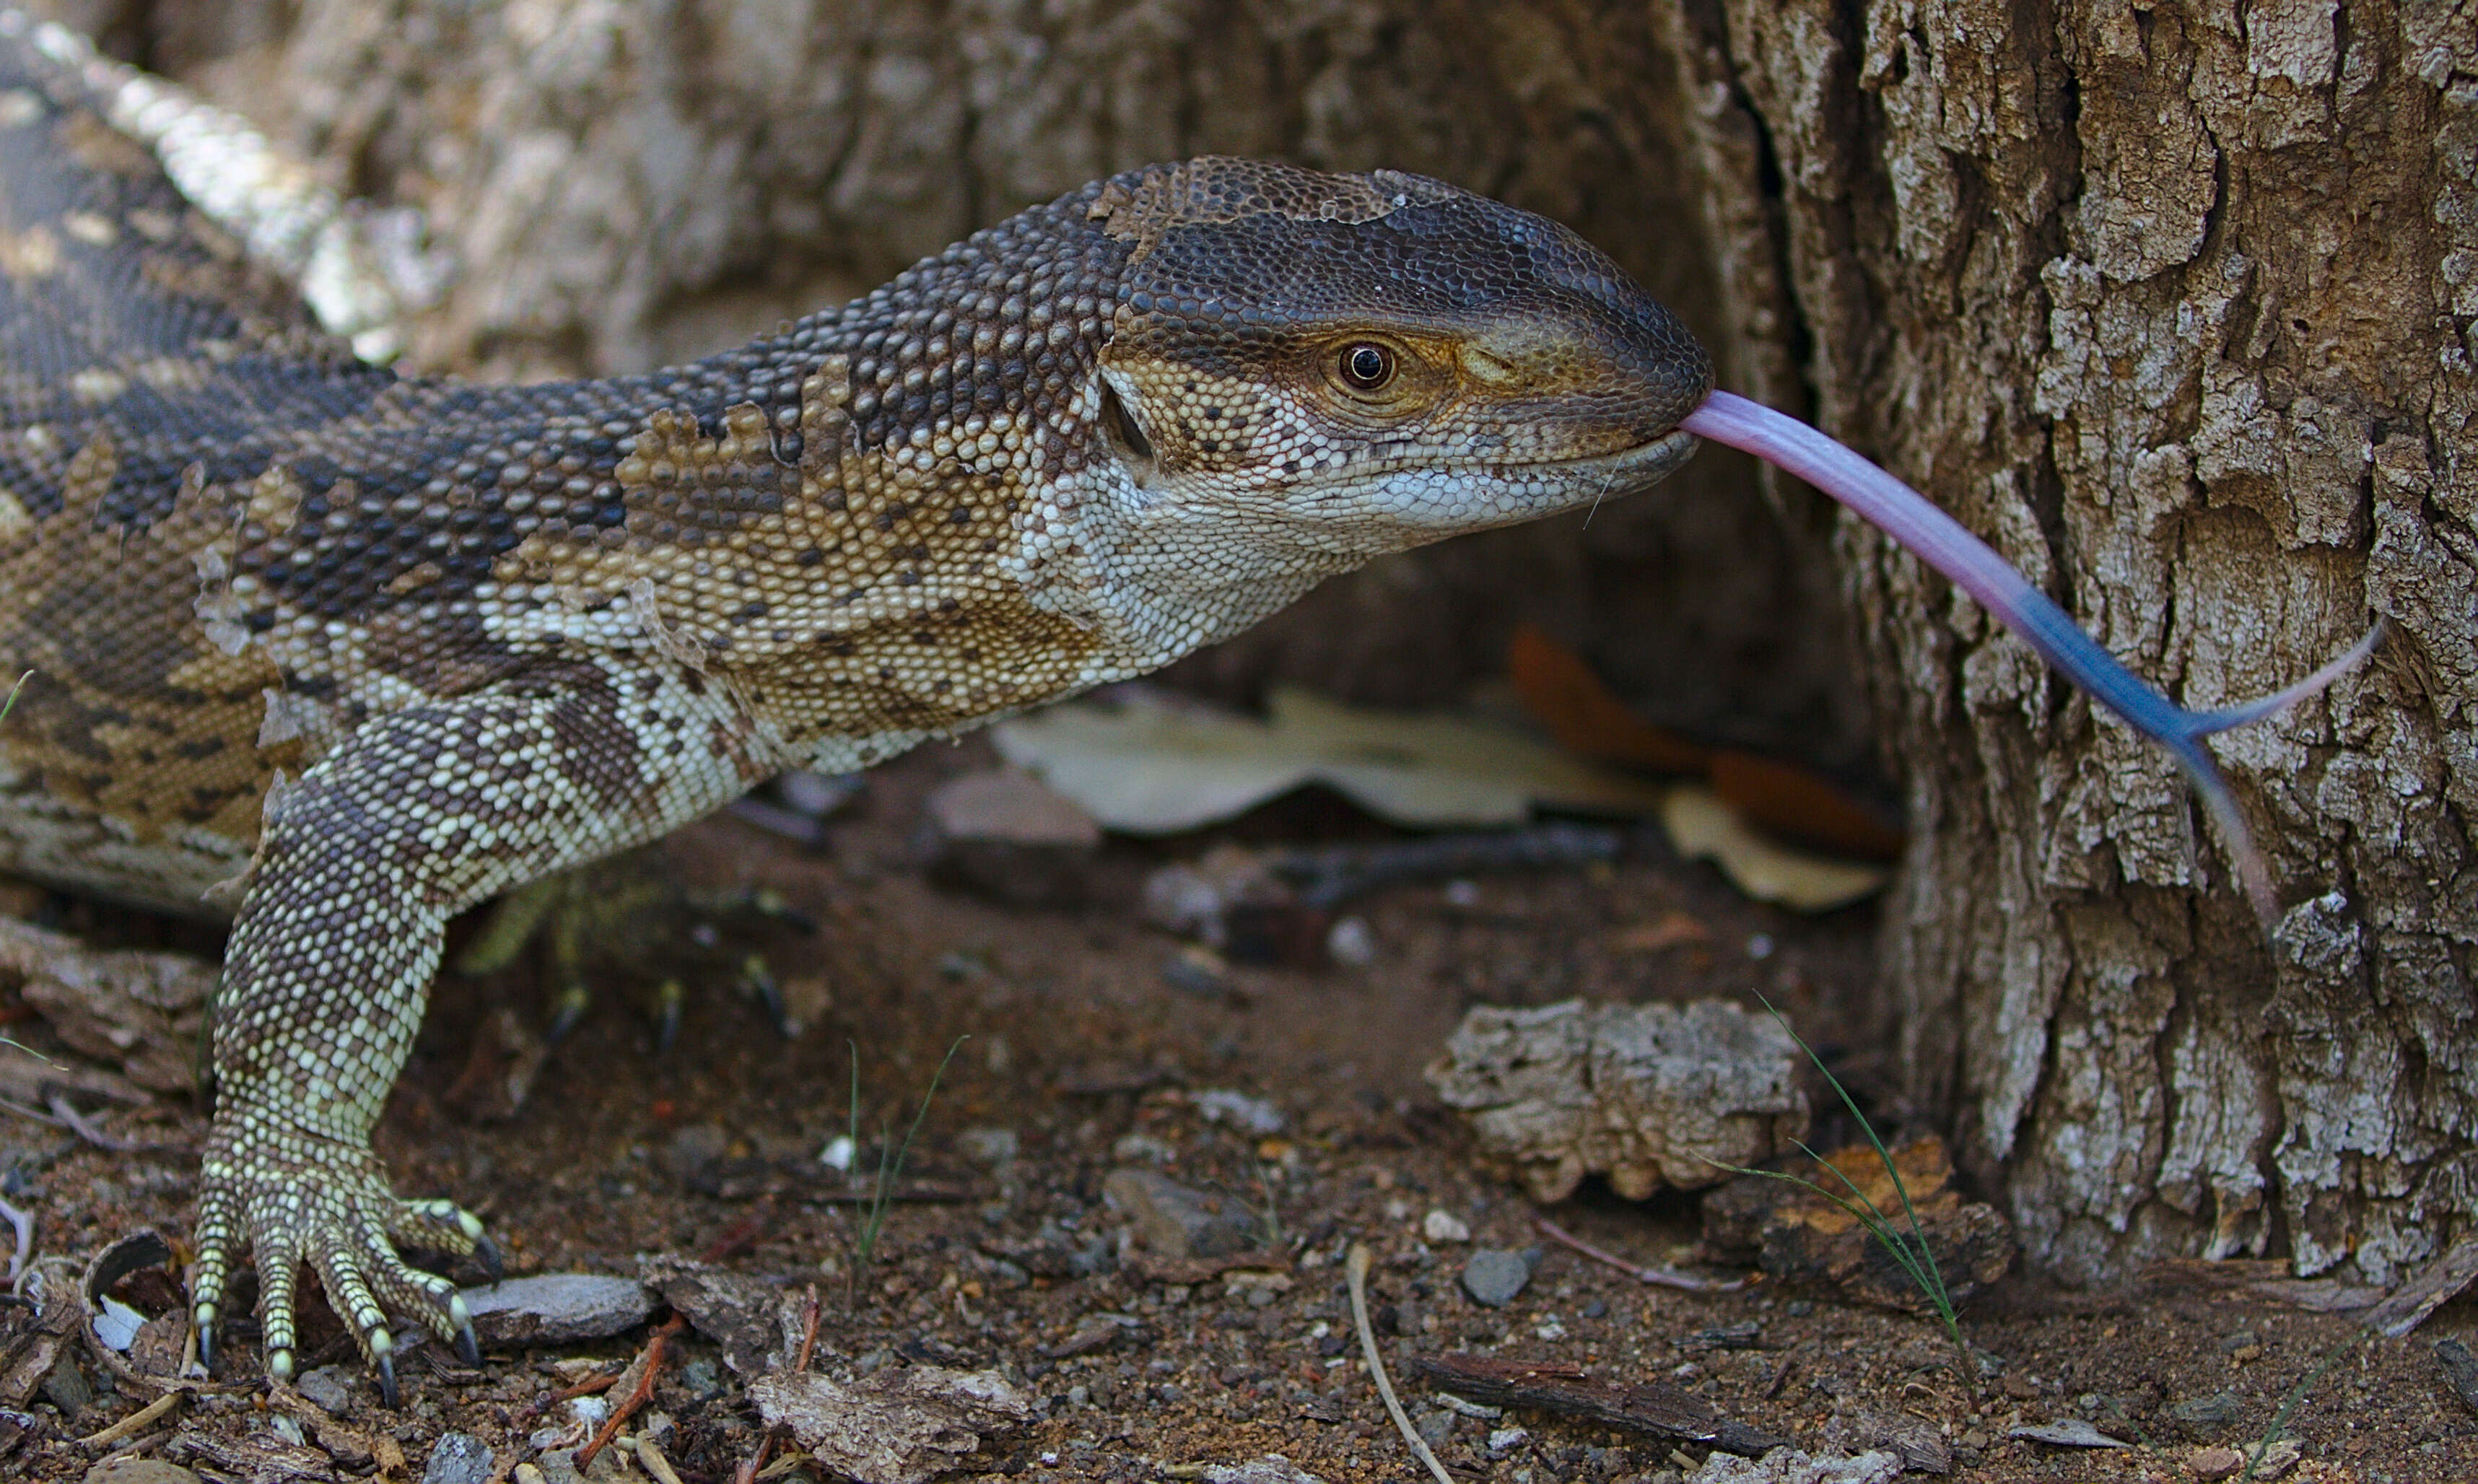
[1679,390,2381,926]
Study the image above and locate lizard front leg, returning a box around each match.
[188,661,759,1402]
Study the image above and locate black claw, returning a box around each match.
[474,1234,504,1283]
[655,995,681,1055]
[195,1319,215,1370]
[456,1320,481,1368]
[375,1353,400,1409]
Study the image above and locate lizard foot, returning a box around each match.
[190,1130,488,1406]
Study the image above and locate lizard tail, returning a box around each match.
[1680,388,2382,928]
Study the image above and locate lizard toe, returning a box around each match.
[387,1196,490,1263]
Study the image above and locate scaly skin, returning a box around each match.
[0,25,1709,1395]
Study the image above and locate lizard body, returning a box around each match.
[0,19,1706,1388]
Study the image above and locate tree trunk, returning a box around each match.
[49,0,2478,1283]
[1694,0,2478,1285]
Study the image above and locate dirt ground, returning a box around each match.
[2,735,2474,1484]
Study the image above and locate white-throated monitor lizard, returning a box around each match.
[0,12,2363,1405]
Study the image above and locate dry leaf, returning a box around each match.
[992,686,1664,833]
[1661,786,1888,912]
[1707,751,1904,861]
[1507,624,1709,773]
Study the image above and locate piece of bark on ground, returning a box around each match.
[1409,1351,1786,1457]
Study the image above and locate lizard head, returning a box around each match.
[1084,157,1711,552]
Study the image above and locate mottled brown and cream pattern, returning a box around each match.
[0,14,1710,1398]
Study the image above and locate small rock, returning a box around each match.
[1686,1449,1901,1484]
[295,1364,354,1415]
[1325,915,1377,966]
[2436,1337,2478,1415]
[1102,1166,1261,1259]
[1414,1408,1458,1448]
[2007,1418,2132,1449]
[956,1127,1019,1166]
[663,1123,730,1182]
[1486,1426,1530,1454]
[1192,1088,1286,1135]
[777,769,864,818]
[82,1465,204,1484]
[1200,1458,1326,1484]
[2187,1446,2244,1481]
[2242,1439,2302,1480]
[1423,1208,1471,1244]
[1112,1131,1179,1164]
[1462,1248,1533,1307]
[421,1431,496,1484]
[42,1350,94,1415]
[2168,1390,2243,1427]
[1161,945,1233,997]
[920,767,1100,905]
[462,1273,659,1347]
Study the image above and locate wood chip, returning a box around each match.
[1408,1352,1786,1457]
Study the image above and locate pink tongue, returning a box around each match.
[1678,388,2379,925]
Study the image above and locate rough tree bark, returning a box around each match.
[1695,0,2478,1284]
[43,0,2478,1283]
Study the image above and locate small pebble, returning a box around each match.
[462,1273,658,1346]
[777,769,863,817]
[1486,1426,1530,1454]
[1192,1088,1286,1135]
[295,1365,354,1415]
[1161,946,1231,997]
[422,1431,496,1484]
[2187,1446,2244,1482]
[956,1127,1019,1166]
[1422,1208,1471,1244]
[1462,1248,1533,1307]
[1326,915,1377,966]
[2169,1391,2243,1426]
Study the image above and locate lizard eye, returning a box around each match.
[1338,341,1396,393]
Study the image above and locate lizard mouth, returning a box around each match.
[1530,427,1699,485]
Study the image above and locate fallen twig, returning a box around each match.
[574,1313,684,1471]
[1347,1242,1453,1484]
[1533,1214,1747,1292]
[77,1390,180,1448]
[47,1094,137,1151]
[791,1283,823,1369]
